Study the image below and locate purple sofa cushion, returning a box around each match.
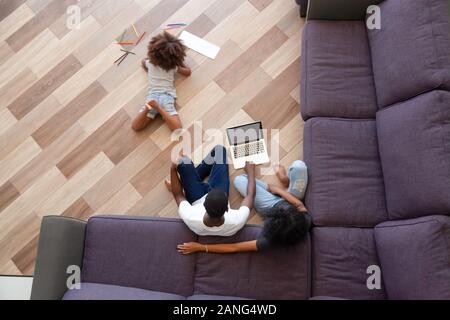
[82,216,197,297]
[194,225,311,300]
[62,283,185,300]
[367,0,450,108]
[374,215,450,299]
[312,227,386,300]
[377,91,450,220]
[301,20,378,120]
[304,118,388,227]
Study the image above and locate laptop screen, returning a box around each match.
[227,122,263,146]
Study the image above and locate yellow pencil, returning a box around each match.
[132,24,139,37]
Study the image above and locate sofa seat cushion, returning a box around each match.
[312,227,386,300]
[304,118,388,227]
[187,294,251,300]
[377,91,450,220]
[62,283,185,300]
[194,225,311,300]
[81,216,197,297]
[374,215,450,299]
[368,0,450,108]
[301,20,378,120]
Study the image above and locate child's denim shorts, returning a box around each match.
[141,92,177,119]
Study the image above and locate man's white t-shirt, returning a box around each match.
[178,195,250,236]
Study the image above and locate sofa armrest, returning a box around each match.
[307,0,383,20]
[31,216,86,300]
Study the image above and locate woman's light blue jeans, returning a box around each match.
[233,160,308,213]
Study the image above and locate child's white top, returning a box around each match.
[146,60,177,97]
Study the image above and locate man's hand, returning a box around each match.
[244,162,256,176]
[177,242,204,254]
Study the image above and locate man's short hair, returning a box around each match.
[204,189,228,218]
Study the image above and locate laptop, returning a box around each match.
[226,121,270,169]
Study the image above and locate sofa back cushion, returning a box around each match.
[367,0,450,108]
[82,216,197,297]
[374,215,450,299]
[376,91,450,220]
[194,225,311,300]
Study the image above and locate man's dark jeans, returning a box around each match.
[177,145,230,204]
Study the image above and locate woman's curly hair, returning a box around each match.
[261,204,310,247]
[147,32,187,71]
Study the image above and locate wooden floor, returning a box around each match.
[0,0,305,276]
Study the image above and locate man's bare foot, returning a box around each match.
[165,179,172,193]
[274,165,289,188]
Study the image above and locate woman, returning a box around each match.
[177,161,311,254]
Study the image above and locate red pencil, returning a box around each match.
[115,41,134,45]
[135,32,146,46]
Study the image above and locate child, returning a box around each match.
[132,32,191,132]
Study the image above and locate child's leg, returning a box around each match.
[148,95,182,131]
[274,165,289,188]
[131,107,152,131]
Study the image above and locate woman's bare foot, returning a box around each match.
[165,179,172,193]
[274,165,289,188]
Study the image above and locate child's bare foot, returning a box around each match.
[165,179,172,193]
[274,165,289,188]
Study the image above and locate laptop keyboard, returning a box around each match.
[233,141,265,158]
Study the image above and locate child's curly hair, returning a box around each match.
[147,32,187,72]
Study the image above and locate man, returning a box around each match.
[168,145,256,236]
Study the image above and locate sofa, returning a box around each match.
[31,0,450,300]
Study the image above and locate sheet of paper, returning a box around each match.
[179,31,220,59]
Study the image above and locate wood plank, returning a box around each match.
[184,13,216,38]
[134,0,162,11]
[249,0,274,11]
[0,260,22,275]
[278,113,304,153]
[0,0,27,22]
[0,213,41,272]
[214,26,288,92]
[277,6,305,38]
[96,183,142,214]
[7,54,82,120]
[0,29,58,89]
[92,0,134,26]
[0,42,14,66]
[204,1,259,47]
[0,182,20,213]
[83,138,160,210]
[290,85,300,104]
[0,108,17,136]
[78,69,147,135]
[204,0,245,24]
[10,123,88,193]
[56,109,129,178]
[11,234,39,275]
[0,95,62,161]
[62,197,94,220]
[5,0,77,52]
[32,15,102,77]
[126,179,173,216]
[0,3,34,43]
[0,67,37,109]
[261,29,301,79]
[32,81,107,148]
[0,137,41,187]
[48,0,106,39]
[230,0,296,50]
[176,40,242,106]
[0,167,66,238]
[26,0,53,13]
[35,152,115,217]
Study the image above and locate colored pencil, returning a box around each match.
[117,53,128,66]
[167,23,187,26]
[135,31,146,45]
[120,49,136,55]
[115,42,134,45]
[132,24,139,37]
[114,53,127,64]
[163,26,184,31]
